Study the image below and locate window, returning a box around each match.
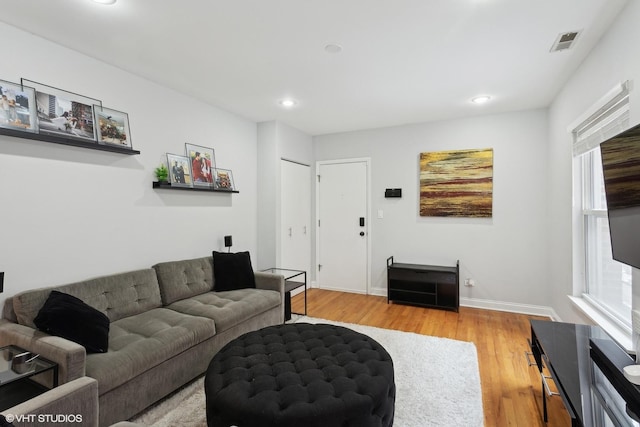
[573,82,632,330]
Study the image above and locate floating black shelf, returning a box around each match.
[152,181,239,193]
[0,127,140,155]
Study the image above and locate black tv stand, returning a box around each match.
[386,256,459,312]
[528,320,640,426]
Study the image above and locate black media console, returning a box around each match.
[386,256,459,312]
[528,320,640,426]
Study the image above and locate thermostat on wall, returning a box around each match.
[385,188,402,198]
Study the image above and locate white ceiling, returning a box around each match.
[0,0,629,136]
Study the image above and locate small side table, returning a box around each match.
[261,268,307,320]
[0,345,59,411]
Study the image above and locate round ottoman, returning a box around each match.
[205,323,395,427]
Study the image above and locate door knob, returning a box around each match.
[359,231,365,236]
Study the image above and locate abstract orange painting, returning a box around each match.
[419,148,493,217]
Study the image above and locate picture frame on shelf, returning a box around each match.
[0,79,38,133]
[94,106,133,149]
[166,153,193,187]
[32,82,97,143]
[185,143,215,187]
[213,168,235,191]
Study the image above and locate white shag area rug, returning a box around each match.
[131,316,484,426]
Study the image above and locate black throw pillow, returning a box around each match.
[212,251,256,291]
[34,290,110,353]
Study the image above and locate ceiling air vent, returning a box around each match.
[550,30,580,52]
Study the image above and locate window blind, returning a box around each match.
[572,81,630,156]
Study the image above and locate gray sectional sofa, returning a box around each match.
[0,256,285,426]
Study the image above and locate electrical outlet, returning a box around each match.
[464,278,475,287]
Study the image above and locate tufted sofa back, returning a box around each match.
[12,269,162,328]
[152,256,214,305]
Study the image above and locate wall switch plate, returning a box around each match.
[377,210,384,219]
[464,278,475,287]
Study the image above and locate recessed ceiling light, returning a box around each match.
[471,96,491,105]
[279,99,297,108]
[93,0,117,4]
[325,43,343,54]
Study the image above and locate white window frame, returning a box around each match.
[570,81,633,349]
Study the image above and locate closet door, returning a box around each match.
[280,160,311,278]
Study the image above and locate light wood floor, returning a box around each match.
[291,289,571,427]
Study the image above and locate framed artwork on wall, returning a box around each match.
[213,168,235,191]
[419,148,493,218]
[0,79,38,133]
[185,143,215,187]
[33,83,97,143]
[166,153,193,187]
[94,106,133,149]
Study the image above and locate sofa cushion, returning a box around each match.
[212,251,256,291]
[12,269,162,328]
[152,257,213,305]
[85,308,215,395]
[34,291,110,353]
[166,289,280,333]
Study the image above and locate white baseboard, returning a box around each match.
[369,288,386,297]
[460,297,559,320]
[317,285,368,295]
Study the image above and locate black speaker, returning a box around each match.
[224,235,233,248]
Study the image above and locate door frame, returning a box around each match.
[315,157,372,294]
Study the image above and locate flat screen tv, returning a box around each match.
[600,122,640,269]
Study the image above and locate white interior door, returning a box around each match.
[280,160,311,278]
[317,160,368,293]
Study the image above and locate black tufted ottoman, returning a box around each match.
[205,323,395,427]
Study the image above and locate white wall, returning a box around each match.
[0,23,257,309]
[277,123,313,165]
[256,121,312,270]
[257,121,278,270]
[314,110,551,311]
[548,0,640,323]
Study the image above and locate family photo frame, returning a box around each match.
[185,143,216,188]
[213,168,235,191]
[166,153,193,188]
[30,81,99,143]
[95,106,133,149]
[0,79,38,133]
